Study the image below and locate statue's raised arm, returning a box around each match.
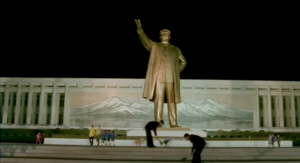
[135,19,142,34]
[135,19,153,51]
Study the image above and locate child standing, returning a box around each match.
[102,130,108,146]
[110,130,115,146]
[272,135,277,147]
[107,130,111,146]
[268,134,273,147]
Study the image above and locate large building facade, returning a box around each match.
[1,78,300,131]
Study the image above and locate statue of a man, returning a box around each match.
[135,19,187,128]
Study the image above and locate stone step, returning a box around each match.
[2,148,300,155]
[1,144,299,152]
[2,144,300,161]
[3,151,300,160]
[2,158,300,163]
[43,138,292,147]
[127,130,207,137]
[2,146,300,155]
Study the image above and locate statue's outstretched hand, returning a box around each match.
[135,19,142,28]
[135,19,143,34]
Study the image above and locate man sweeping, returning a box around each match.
[144,120,164,147]
[183,133,206,163]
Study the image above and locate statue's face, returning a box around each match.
[160,31,171,42]
[160,34,170,42]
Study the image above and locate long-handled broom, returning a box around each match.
[156,137,163,145]
[181,154,191,161]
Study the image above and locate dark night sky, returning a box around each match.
[1,2,299,81]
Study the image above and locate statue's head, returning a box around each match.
[160,29,171,42]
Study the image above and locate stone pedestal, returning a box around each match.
[157,127,191,131]
[43,138,293,147]
[127,128,206,137]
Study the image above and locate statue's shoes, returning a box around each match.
[170,125,181,128]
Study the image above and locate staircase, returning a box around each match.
[1,143,300,163]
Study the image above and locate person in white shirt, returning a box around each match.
[268,134,273,147]
[95,125,102,146]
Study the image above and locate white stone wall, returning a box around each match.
[1,78,300,130]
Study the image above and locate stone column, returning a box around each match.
[14,84,22,124]
[31,93,37,124]
[274,96,280,127]
[50,84,57,125]
[267,87,272,128]
[297,97,300,127]
[63,84,70,126]
[38,84,45,125]
[253,87,260,129]
[55,93,60,124]
[0,92,2,123]
[278,87,284,127]
[2,84,10,124]
[26,84,33,125]
[9,93,14,123]
[43,93,48,124]
[19,93,26,124]
[262,96,268,127]
[290,88,296,128]
[285,96,291,127]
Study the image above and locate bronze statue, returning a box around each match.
[135,19,187,128]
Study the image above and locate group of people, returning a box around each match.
[268,134,281,147]
[145,120,206,163]
[89,125,115,146]
[88,121,205,162]
[36,132,45,144]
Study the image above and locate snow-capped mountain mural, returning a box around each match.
[70,97,253,129]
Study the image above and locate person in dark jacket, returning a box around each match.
[184,133,206,163]
[272,134,277,147]
[144,120,164,147]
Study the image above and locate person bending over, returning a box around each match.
[184,133,206,163]
[144,120,164,147]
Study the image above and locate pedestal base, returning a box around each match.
[157,127,191,131]
[43,138,294,147]
[127,128,206,137]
